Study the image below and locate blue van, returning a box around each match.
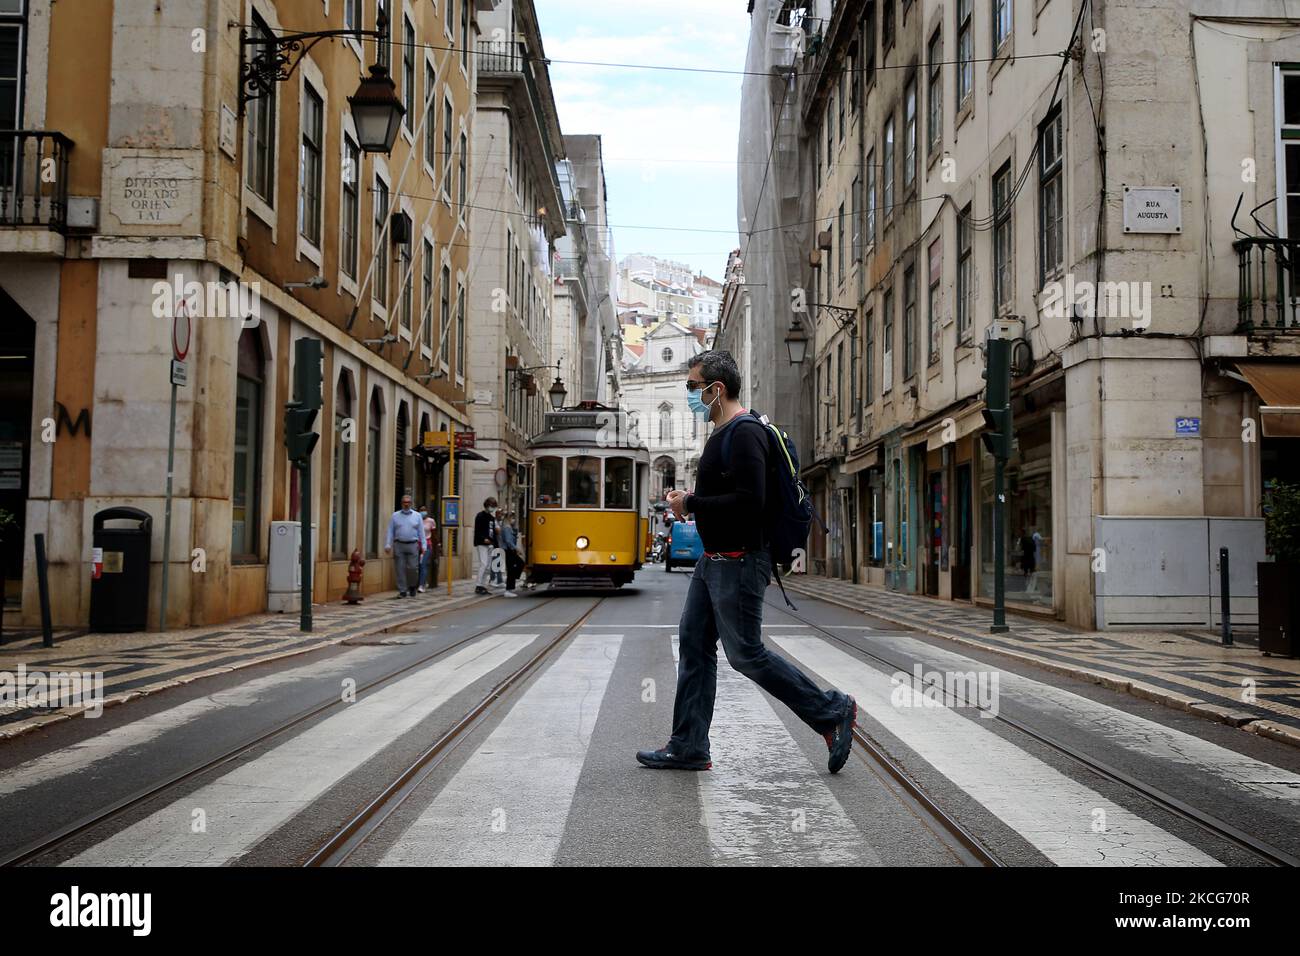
[666,519,704,571]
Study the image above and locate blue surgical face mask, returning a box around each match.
[687,382,717,418]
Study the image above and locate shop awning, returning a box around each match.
[920,402,987,451]
[1235,362,1300,438]
[413,444,489,464]
[841,444,883,475]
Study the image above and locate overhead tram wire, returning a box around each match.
[234,24,1069,80]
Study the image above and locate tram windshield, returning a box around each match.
[566,456,601,507]
[604,457,634,509]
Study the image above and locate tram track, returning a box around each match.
[766,596,1300,867]
[1,597,570,867]
[305,596,608,866]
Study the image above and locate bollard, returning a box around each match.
[1220,547,1232,647]
[35,533,54,649]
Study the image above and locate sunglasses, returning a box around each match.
[685,380,715,392]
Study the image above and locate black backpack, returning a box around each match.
[719,410,826,608]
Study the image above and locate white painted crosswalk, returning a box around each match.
[770,635,1223,866]
[62,632,538,866]
[379,633,622,866]
[13,624,1296,868]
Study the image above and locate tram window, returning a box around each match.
[567,456,601,507]
[604,457,634,509]
[536,456,563,508]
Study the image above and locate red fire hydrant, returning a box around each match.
[343,549,365,605]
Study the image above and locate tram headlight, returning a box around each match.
[575,536,589,550]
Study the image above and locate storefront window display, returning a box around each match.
[979,417,1052,609]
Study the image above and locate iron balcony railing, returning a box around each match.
[1234,236,1300,332]
[476,40,561,202]
[0,131,74,231]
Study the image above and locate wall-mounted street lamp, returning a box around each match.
[506,360,567,411]
[783,315,810,365]
[239,10,405,153]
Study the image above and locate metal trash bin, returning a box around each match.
[89,506,153,633]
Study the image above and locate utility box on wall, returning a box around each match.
[1093,517,1266,628]
[267,521,317,613]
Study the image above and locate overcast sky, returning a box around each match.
[534,0,751,282]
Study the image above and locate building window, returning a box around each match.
[903,76,917,189]
[662,346,673,364]
[850,327,859,428]
[344,0,360,32]
[958,0,973,105]
[865,149,876,244]
[826,98,834,169]
[458,131,468,213]
[838,68,845,143]
[883,0,895,50]
[424,62,437,170]
[332,376,354,557]
[883,115,895,217]
[439,265,451,367]
[298,84,323,246]
[366,390,382,557]
[837,201,846,282]
[927,29,942,156]
[402,17,415,132]
[993,0,1013,53]
[246,13,276,204]
[461,0,470,70]
[882,287,894,393]
[443,99,454,196]
[422,238,434,349]
[231,329,263,559]
[341,135,360,278]
[1279,68,1300,237]
[375,0,390,70]
[864,308,875,400]
[927,237,942,365]
[993,161,1013,313]
[456,283,466,377]
[836,341,844,425]
[852,176,862,262]
[398,214,413,330]
[373,176,389,306]
[958,204,973,340]
[903,264,916,380]
[1039,107,1064,284]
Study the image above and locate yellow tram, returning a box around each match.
[526,402,651,588]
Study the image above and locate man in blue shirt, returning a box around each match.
[384,494,426,598]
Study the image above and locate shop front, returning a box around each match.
[978,413,1054,611]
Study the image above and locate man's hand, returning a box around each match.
[666,489,688,520]
[384,546,392,554]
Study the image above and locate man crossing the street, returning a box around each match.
[636,350,857,774]
[384,494,426,598]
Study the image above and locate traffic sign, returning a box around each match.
[172,304,191,360]
[454,431,476,449]
[170,359,188,387]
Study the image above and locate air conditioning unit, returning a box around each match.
[267,521,317,613]
[817,229,833,250]
[390,212,411,245]
[809,249,822,268]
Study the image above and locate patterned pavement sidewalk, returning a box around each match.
[786,574,1300,748]
[0,582,489,740]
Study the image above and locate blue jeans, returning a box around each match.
[669,552,848,760]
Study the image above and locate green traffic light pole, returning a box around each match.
[297,443,312,633]
[289,338,323,634]
[983,336,1011,634]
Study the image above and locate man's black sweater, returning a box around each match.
[685,412,767,553]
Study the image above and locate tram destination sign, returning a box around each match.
[547,411,602,431]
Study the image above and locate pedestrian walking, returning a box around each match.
[384,494,426,598]
[473,497,499,595]
[418,506,439,592]
[636,350,857,774]
[491,508,506,586]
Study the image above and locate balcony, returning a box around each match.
[0,131,74,254]
[1234,236,1300,333]
[476,40,562,210]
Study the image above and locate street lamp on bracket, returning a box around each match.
[239,10,404,153]
[505,359,568,411]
